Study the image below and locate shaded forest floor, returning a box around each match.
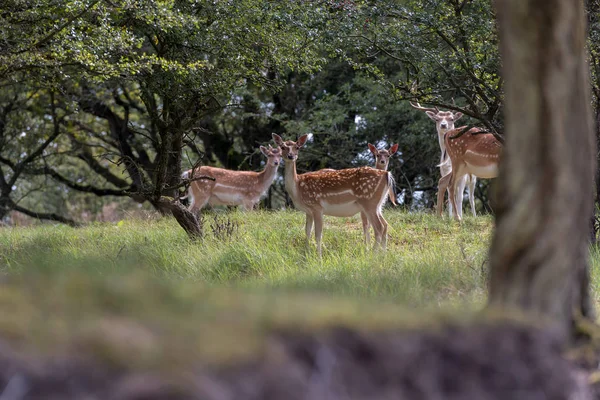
[0,210,599,398]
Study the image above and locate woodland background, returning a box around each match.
[1,0,600,234]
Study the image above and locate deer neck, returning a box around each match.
[438,125,456,165]
[437,127,448,156]
[256,162,279,191]
[283,160,300,203]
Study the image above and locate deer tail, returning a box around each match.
[437,150,451,169]
[387,172,397,206]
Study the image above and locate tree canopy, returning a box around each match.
[0,0,598,230]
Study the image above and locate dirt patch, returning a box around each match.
[0,323,592,400]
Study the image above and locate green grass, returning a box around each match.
[0,209,492,307]
[1,209,599,369]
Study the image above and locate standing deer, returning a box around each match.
[182,145,282,212]
[410,102,477,218]
[302,143,398,245]
[437,127,502,221]
[273,133,394,256]
[362,143,398,243]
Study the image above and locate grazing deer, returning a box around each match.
[182,145,282,212]
[437,127,502,221]
[273,133,394,256]
[410,102,477,218]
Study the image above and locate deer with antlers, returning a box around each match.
[181,145,282,212]
[437,127,502,221]
[273,133,394,256]
[410,102,477,218]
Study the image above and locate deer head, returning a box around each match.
[368,143,399,170]
[410,101,463,133]
[260,144,282,167]
[272,133,309,162]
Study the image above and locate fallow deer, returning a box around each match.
[273,133,394,256]
[182,145,282,212]
[361,143,398,243]
[302,143,398,246]
[410,102,477,218]
[436,127,502,221]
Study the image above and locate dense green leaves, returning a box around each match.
[2,0,596,226]
[1,0,333,224]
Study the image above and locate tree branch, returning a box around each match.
[18,0,102,53]
[8,92,62,187]
[31,166,131,197]
[11,203,80,227]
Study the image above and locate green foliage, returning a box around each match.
[5,0,588,222]
[0,0,335,223]
[330,0,502,129]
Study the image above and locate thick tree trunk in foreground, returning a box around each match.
[490,0,596,339]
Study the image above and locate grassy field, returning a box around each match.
[1,209,493,306]
[0,209,598,369]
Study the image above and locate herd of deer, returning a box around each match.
[182,103,503,255]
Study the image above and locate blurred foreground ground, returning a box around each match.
[0,211,598,399]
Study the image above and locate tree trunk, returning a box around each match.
[589,0,600,245]
[490,0,596,339]
[156,197,203,239]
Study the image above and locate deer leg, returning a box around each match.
[449,169,466,222]
[188,181,213,213]
[360,212,371,246]
[437,172,452,217]
[305,213,314,247]
[440,164,454,218]
[189,191,210,213]
[242,201,256,211]
[455,175,468,220]
[378,213,389,250]
[446,187,454,218]
[468,175,477,217]
[363,209,385,250]
[313,211,324,257]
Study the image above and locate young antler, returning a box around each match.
[409,101,440,114]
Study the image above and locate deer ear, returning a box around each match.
[297,134,309,147]
[272,133,284,146]
[425,111,438,121]
[259,146,270,157]
[453,112,464,121]
[368,143,377,156]
[389,143,399,155]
